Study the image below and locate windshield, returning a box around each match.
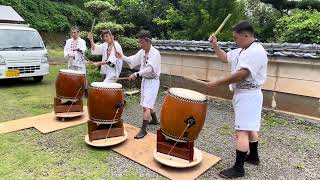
[0,29,44,50]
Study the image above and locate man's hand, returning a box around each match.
[209,34,218,49]
[87,32,93,41]
[207,81,219,88]
[115,52,123,59]
[93,62,100,66]
[128,73,137,81]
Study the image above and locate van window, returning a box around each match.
[0,29,44,50]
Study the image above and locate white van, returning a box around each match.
[0,23,49,82]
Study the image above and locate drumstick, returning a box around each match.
[184,77,208,86]
[110,77,130,80]
[210,14,232,37]
[109,30,118,54]
[90,18,96,33]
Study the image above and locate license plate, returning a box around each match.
[5,69,20,77]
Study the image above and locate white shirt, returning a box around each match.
[64,38,87,67]
[91,41,123,77]
[227,42,268,91]
[123,45,161,79]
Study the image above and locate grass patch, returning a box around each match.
[218,123,233,136]
[48,47,64,60]
[0,64,139,179]
[263,112,286,127]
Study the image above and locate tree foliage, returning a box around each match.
[274,10,320,43]
[245,0,282,42]
[260,0,320,14]
[0,0,92,32]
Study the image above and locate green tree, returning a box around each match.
[246,0,282,42]
[274,10,320,43]
[260,0,320,14]
[153,0,245,40]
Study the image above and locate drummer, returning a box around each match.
[116,30,161,139]
[64,26,87,74]
[207,20,268,178]
[87,29,123,83]
[63,26,88,96]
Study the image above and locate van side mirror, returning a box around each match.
[43,41,47,47]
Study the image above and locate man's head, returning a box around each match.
[137,30,152,50]
[71,26,80,39]
[101,29,115,44]
[232,20,255,48]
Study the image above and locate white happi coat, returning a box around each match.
[227,42,268,131]
[91,41,123,83]
[64,38,87,74]
[123,45,161,109]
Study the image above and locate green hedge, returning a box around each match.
[274,10,320,43]
[0,0,92,32]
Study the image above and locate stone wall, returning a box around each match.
[159,51,320,118]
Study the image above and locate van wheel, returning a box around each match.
[33,76,43,82]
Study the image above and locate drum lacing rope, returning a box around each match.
[104,107,120,143]
[167,123,192,156]
[66,86,83,113]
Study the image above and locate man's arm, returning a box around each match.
[208,68,250,87]
[209,35,228,63]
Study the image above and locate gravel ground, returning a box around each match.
[107,88,320,179]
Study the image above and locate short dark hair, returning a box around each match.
[101,29,117,40]
[232,20,254,34]
[137,30,152,41]
[71,26,80,32]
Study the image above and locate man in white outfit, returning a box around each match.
[64,26,87,74]
[87,30,123,83]
[207,20,268,178]
[116,30,161,139]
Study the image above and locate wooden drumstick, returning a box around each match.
[184,77,208,86]
[210,14,232,37]
[90,18,96,33]
[110,77,130,80]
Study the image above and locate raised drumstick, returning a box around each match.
[211,14,232,37]
[90,18,96,33]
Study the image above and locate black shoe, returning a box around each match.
[149,112,159,125]
[84,89,88,98]
[219,167,245,179]
[245,155,260,165]
[134,129,147,139]
[148,118,159,125]
[134,120,148,139]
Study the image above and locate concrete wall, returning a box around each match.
[159,51,320,118]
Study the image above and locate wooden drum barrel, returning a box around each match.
[88,82,125,124]
[160,88,208,142]
[55,69,86,100]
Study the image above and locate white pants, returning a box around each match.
[233,90,263,131]
[140,78,160,109]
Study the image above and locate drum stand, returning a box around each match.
[87,120,124,142]
[156,130,194,162]
[54,97,83,120]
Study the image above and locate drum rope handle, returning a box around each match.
[104,107,120,143]
[66,86,83,113]
[167,123,192,156]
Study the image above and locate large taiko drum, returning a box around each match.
[160,88,208,142]
[88,82,125,124]
[55,69,86,100]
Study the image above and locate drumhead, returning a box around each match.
[91,82,123,89]
[60,69,85,75]
[169,88,206,101]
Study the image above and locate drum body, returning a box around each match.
[160,88,208,142]
[88,82,124,124]
[55,69,86,100]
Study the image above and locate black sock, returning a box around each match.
[234,150,247,172]
[248,141,259,160]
